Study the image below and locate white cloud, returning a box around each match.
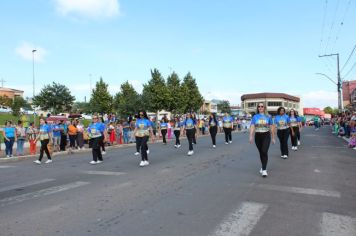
[55,0,120,18]
[15,42,47,62]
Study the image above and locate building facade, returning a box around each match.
[241,93,302,115]
[342,80,356,109]
[200,100,218,114]
[0,87,24,99]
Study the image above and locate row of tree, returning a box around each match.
[25,68,203,117]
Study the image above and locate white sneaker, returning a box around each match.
[6,155,10,158]
[174,145,177,148]
[102,151,106,155]
[139,161,145,167]
[262,170,268,177]
[96,160,103,164]
[187,150,194,156]
[134,152,140,156]
[297,141,301,146]
[177,144,181,148]
[294,147,298,151]
[284,155,288,159]
[144,161,149,166]
[259,168,263,175]
[45,160,52,164]
[34,160,41,164]
[225,142,229,145]
[89,161,97,165]
[213,145,216,148]
[353,147,356,150]
[229,141,232,144]
[281,155,284,158]
[146,149,150,154]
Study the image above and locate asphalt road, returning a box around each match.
[0,127,355,236]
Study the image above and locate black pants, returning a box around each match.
[60,134,67,151]
[255,132,271,170]
[192,128,197,144]
[291,126,300,147]
[174,130,180,145]
[161,129,167,143]
[277,129,289,156]
[99,136,105,152]
[136,136,149,161]
[210,126,217,145]
[91,137,103,162]
[69,135,77,148]
[296,127,301,141]
[39,139,51,161]
[223,127,232,142]
[186,129,195,151]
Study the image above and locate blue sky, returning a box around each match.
[1,0,356,108]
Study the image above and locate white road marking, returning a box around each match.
[0,165,15,168]
[211,202,268,236]
[0,181,89,207]
[0,178,55,193]
[320,212,356,236]
[256,184,340,198]
[314,169,321,173]
[312,146,346,149]
[82,171,126,176]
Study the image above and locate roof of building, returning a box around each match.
[241,93,300,102]
[0,87,24,93]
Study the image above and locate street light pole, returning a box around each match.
[32,49,37,124]
[318,53,342,112]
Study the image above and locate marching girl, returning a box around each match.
[222,112,234,144]
[208,113,218,148]
[249,103,275,177]
[133,111,155,167]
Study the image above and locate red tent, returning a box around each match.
[45,116,68,123]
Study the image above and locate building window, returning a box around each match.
[267,101,282,107]
[248,102,256,108]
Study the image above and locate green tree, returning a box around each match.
[181,72,203,113]
[72,102,92,114]
[0,95,12,107]
[10,97,31,117]
[33,82,75,114]
[89,77,113,114]
[323,106,334,115]
[218,100,231,114]
[114,81,142,117]
[166,72,184,114]
[142,68,169,112]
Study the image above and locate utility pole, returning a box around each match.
[319,53,342,112]
[0,78,6,87]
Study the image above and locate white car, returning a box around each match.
[0,106,12,113]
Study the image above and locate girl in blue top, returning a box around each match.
[2,121,16,157]
[183,113,198,156]
[275,107,293,159]
[87,115,107,164]
[289,109,302,151]
[34,118,53,164]
[133,111,155,167]
[223,112,234,144]
[249,103,275,177]
[208,113,218,148]
[173,116,182,148]
[159,116,168,144]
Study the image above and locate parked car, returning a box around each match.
[0,106,12,113]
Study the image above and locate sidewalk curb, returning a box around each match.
[0,131,241,163]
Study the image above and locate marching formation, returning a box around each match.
[2,104,305,178]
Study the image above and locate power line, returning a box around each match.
[324,0,340,54]
[343,61,356,79]
[341,44,356,72]
[319,0,328,54]
[331,0,352,52]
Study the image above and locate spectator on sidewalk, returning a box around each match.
[3,121,16,158]
[16,120,27,156]
[52,120,61,152]
[76,119,85,149]
[59,120,67,151]
[68,120,78,150]
[27,122,37,155]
